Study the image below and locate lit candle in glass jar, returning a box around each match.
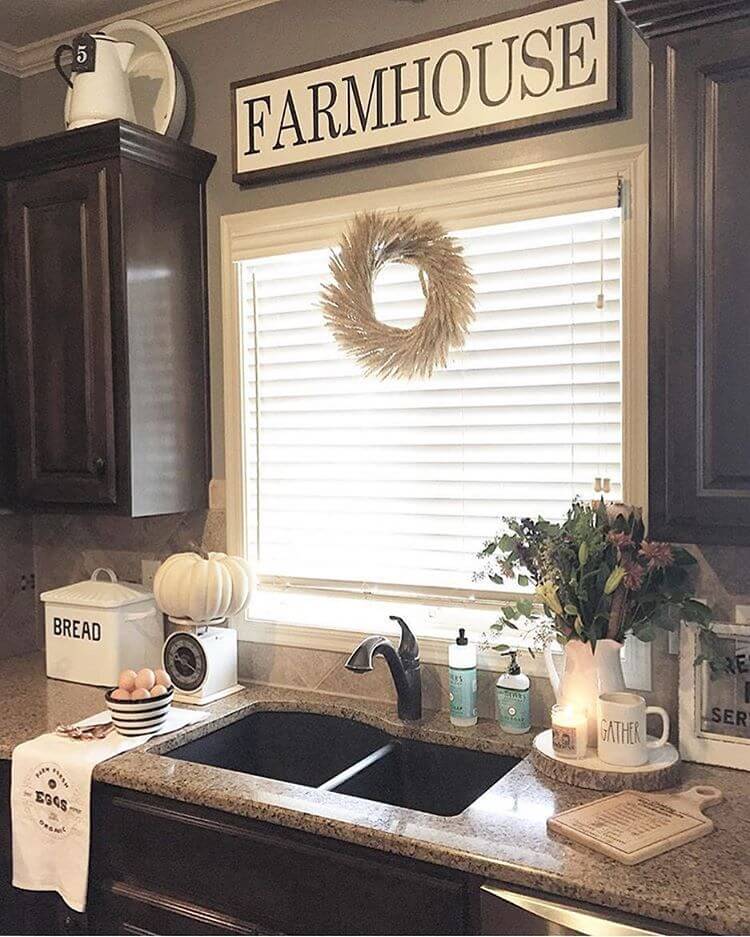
[551,703,588,759]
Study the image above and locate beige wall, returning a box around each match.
[0,71,21,145]
[18,0,651,477]
[10,2,750,726]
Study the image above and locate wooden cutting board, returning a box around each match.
[548,785,723,865]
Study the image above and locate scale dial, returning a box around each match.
[163,631,208,693]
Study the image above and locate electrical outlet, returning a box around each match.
[736,605,750,625]
[141,560,161,590]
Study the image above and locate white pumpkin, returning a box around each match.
[153,551,254,623]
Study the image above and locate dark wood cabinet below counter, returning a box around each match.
[0,120,215,516]
[86,783,480,935]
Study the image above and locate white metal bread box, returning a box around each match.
[41,568,164,686]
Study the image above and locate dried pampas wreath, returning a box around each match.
[321,211,475,380]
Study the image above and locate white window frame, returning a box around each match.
[220,145,649,680]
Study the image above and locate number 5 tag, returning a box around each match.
[72,33,96,73]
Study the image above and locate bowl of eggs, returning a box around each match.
[105,668,173,736]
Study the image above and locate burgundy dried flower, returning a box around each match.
[608,531,634,551]
[623,561,645,590]
[639,541,674,570]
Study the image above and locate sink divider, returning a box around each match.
[317,743,396,793]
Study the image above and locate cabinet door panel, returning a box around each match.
[93,787,471,935]
[4,164,116,504]
[649,19,750,542]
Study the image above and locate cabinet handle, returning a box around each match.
[93,457,106,476]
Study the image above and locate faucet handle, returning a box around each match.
[389,615,419,663]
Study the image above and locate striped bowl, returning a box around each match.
[105,687,173,737]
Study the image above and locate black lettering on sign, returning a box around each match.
[557,17,597,91]
[273,89,306,150]
[243,95,271,155]
[432,49,471,116]
[342,68,388,137]
[308,80,341,142]
[390,57,430,127]
[53,617,62,636]
[520,28,554,99]
[473,36,518,107]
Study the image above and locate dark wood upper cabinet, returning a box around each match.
[0,121,215,516]
[646,11,750,544]
[618,1,750,38]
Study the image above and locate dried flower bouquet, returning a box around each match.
[477,499,726,674]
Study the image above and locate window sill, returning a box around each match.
[244,614,551,675]
[238,587,547,672]
[237,589,651,687]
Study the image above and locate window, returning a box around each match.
[222,148,648,664]
[240,209,622,596]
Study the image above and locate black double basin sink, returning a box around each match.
[169,710,519,817]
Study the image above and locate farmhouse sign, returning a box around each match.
[232,0,618,185]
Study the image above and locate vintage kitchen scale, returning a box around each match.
[154,551,254,705]
[162,622,242,704]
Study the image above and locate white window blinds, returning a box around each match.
[240,207,622,595]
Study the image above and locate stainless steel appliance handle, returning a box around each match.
[480,884,662,936]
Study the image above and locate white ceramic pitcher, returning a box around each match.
[55,33,136,130]
[544,638,626,746]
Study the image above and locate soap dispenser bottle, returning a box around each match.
[449,628,477,727]
[495,650,531,734]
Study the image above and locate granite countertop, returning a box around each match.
[2,653,749,934]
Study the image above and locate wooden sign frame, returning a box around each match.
[232,0,619,187]
[679,621,750,770]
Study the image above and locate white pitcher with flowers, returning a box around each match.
[478,500,721,745]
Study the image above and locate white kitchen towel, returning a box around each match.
[11,707,205,912]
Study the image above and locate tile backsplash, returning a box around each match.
[0,514,36,658]
[2,506,748,733]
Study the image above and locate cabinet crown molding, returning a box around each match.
[0,120,216,183]
[618,0,750,38]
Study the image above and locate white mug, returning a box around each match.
[597,692,670,767]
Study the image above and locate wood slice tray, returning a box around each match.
[532,729,681,791]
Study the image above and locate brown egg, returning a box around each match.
[154,668,171,688]
[134,668,155,691]
[118,670,137,692]
[110,688,131,701]
[131,687,151,700]
[150,684,169,697]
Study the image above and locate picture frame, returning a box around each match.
[679,621,750,770]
